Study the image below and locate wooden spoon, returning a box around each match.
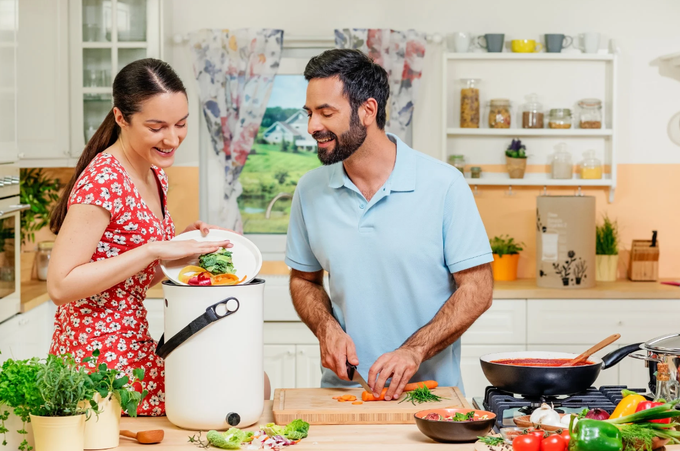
[561,333,621,366]
[120,429,164,444]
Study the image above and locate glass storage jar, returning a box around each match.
[551,142,573,179]
[548,108,572,129]
[578,98,602,129]
[488,99,511,128]
[521,93,544,129]
[36,241,54,281]
[470,166,482,178]
[448,155,466,174]
[580,150,603,179]
[459,78,480,128]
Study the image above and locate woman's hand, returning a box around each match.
[147,239,232,261]
[180,221,237,236]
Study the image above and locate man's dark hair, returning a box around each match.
[304,49,389,129]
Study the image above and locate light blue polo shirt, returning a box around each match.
[285,134,492,394]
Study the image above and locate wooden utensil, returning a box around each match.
[120,429,164,444]
[561,334,621,366]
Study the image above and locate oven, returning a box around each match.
[0,165,29,323]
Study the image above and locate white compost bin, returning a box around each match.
[157,279,265,430]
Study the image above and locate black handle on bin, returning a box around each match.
[155,297,240,359]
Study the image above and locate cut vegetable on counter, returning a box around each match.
[189,419,310,450]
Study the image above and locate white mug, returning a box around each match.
[448,32,473,53]
[578,32,601,54]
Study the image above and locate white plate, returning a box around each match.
[160,229,262,286]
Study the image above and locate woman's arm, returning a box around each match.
[47,204,230,306]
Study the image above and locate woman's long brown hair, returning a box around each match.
[49,58,187,234]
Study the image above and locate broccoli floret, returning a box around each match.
[198,248,235,275]
[206,428,252,450]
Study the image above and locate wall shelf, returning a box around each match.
[465,173,613,187]
[447,128,613,137]
[446,52,615,61]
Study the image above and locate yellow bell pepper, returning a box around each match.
[609,390,647,419]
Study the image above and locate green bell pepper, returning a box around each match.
[570,419,623,451]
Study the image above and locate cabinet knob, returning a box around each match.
[287,350,294,355]
[299,350,305,355]
[17,152,24,159]
[618,321,623,326]
[63,150,70,156]
[18,318,29,326]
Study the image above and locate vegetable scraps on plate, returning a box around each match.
[189,419,310,450]
[179,248,247,286]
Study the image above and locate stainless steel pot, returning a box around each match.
[620,333,680,396]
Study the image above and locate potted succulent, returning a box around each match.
[596,214,619,281]
[81,350,147,450]
[505,139,528,179]
[0,354,98,451]
[489,235,525,281]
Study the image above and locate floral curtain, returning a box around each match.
[335,28,426,142]
[189,28,283,232]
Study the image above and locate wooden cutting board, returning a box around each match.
[272,387,470,425]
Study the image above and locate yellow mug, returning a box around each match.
[511,39,543,53]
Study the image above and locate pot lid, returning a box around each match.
[643,333,680,353]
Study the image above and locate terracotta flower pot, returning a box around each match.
[30,414,85,451]
[84,394,121,449]
[491,253,520,281]
[595,254,619,282]
[506,156,527,179]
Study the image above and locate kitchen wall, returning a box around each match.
[30,0,680,278]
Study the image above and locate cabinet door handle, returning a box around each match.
[18,318,29,326]
[299,350,305,355]
[287,350,294,355]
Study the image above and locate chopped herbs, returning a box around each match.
[399,385,448,405]
[478,436,505,446]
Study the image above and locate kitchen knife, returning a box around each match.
[346,362,372,393]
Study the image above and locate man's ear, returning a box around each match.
[361,98,379,127]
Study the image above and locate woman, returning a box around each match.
[47,58,269,416]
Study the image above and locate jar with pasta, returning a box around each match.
[459,78,480,128]
[488,99,511,128]
[578,98,602,129]
[548,108,572,129]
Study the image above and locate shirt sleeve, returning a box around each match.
[285,186,323,272]
[443,177,493,273]
[68,158,127,222]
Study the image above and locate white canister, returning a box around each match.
[160,279,265,430]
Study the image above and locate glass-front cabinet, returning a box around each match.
[70,0,159,155]
[0,0,18,164]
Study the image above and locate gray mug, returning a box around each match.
[545,34,573,53]
[477,34,505,53]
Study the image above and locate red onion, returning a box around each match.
[585,408,610,420]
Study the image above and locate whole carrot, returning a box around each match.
[403,381,438,392]
[361,388,388,402]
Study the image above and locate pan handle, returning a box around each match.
[601,343,643,369]
[628,353,663,363]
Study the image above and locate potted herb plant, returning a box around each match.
[489,235,524,281]
[596,214,619,281]
[0,356,41,451]
[81,350,147,450]
[505,139,527,179]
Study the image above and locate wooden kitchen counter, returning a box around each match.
[117,400,481,450]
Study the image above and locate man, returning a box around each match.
[285,49,494,401]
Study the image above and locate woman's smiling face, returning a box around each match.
[118,91,189,168]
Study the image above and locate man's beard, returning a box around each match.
[313,109,367,166]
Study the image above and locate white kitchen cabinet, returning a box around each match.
[460,344,526,399]
[0,0,18,164]
[16,0,70,167]
[462,299,526,345]
[0,302,53,364]
[295,344,322,389]
[264,344,297,399]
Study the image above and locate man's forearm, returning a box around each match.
[290,271,339,338]
[401,264,493,361]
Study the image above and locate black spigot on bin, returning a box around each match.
[226,412,241,426]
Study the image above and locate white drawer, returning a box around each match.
[527,299,680,345]
[462,300,526,345]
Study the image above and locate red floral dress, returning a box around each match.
[50,153,175,416]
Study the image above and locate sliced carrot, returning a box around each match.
[332,396,340,400]
[403,381,438,392]
[361,388,388,402]
[211,273,247,286]
[352,401,363,405]
[337,399,347,402]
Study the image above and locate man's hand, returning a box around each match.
[318,323,359,381]
[368,347,423,401]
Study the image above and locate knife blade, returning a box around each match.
[346,361,372,393]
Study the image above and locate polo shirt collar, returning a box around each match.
[327,133,416,192]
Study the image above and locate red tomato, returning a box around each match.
[559,429,571,447]
[513,435,541,451]
[529,430,546,440]
[541,434,566,451]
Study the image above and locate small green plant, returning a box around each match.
[489,235,525,257]
[596,214,619,255]
[82,349,147,417]
[505,139,527,158]
[19,169,61,244]
[0,356,42,450]
[33,354,95,417]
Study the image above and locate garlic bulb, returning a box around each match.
[530,403,562,426]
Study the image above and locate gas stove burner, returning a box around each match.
[473,385,648,430]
